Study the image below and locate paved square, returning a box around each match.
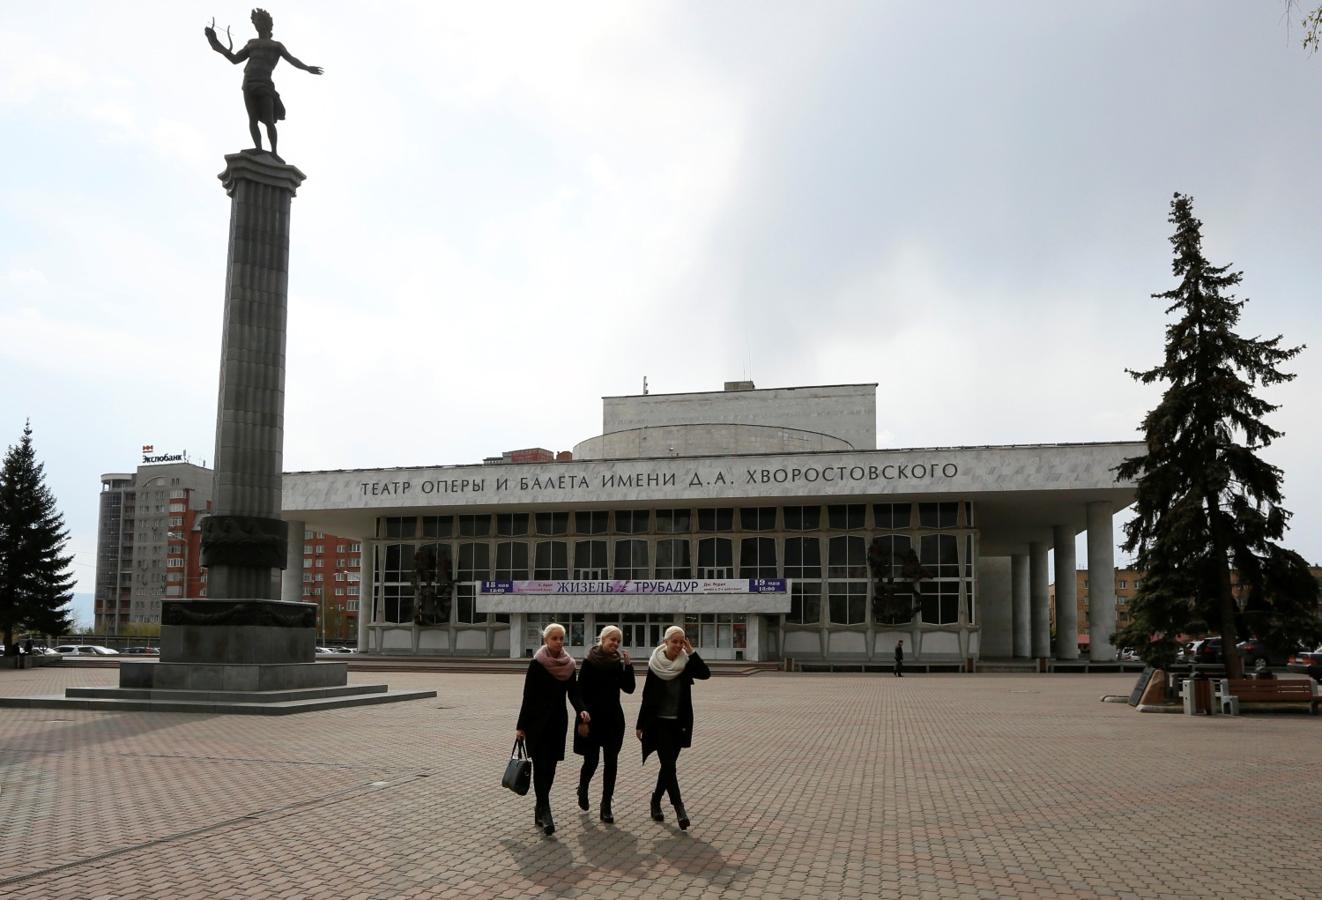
[2,666,1320,899]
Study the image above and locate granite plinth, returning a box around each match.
[119,660,347,692]
[160,598,316,664]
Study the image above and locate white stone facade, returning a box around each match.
[280,384,1140,664]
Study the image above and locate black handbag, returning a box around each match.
[502,738,531,795]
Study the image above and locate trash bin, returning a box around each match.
[1184,673,1214,715]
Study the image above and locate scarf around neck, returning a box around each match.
[648,644,688,681]
[535,644,576,681]
[586,645,622,668]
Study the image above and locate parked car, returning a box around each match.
[1179,637,1223,665]
[1286,648,1322,671]
[120,646,160,656]
[51,645,120,656]
[1235,639,1299,668]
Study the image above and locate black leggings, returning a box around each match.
[532,755,557,808]
[579,743,619,800]
[652,719,684,806]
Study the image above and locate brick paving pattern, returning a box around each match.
[2,666,1320,898]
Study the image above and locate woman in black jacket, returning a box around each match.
[515,622,586,836]
[573,624,636,823]
[635,625,711,830]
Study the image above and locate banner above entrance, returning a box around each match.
[481,578,786,595]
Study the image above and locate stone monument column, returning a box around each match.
[201,153,306,597]
[281,520,306,603]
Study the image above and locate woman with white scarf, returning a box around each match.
[516,622,587,836]
[635,625,711,830]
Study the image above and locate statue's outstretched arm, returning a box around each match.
[204,26,248,64]
[280,45,324,75]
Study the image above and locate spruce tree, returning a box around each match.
[0,421,75,652]
[1115,193,1320,676]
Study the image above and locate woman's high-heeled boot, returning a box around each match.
[534,801,547,829]
[542,805,556,836]
[577,772,590,811]
[650,792,665,822]
[674,802,690,830]
[600,796,614,824]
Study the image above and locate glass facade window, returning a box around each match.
[783,505,820,531]
[459,515,490,537]
[655,539,692,579]
[615,509,649,534]
[784,536,821,625]
[573,541,608,579]
[739,507,777,531]
[656,509,691,534]
[920,534,959,579]
[827,504,865,530]
[575,510,608,534]
[921,582,959,625]
[827,535,867,579]
[919,502,959,529]
[422,516,453,538]
[828,583,867,625]
[384,516,415,539]
[527,613,585,648]
[614,540,648,579]
[535,512,569,535]
[494,542,529,579]
[684,613,746,650]
[697,537,734,578]
[873,503,911,530]
[739,537,777,579]
[534,541,568,579]
[496,513,529,537]
[697,508,733,532]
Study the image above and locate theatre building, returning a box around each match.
[280,383,1141,665]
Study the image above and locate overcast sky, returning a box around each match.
[2,2,1319,621]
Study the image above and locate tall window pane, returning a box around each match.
[697,538,734,578]
[783,506,820,531]
[614,540,648,579]
[616,510,649,534]
[573,541,607,579]
[739,537,777,579]
[739,507,777,531]
[655,539,692,579]
[697,508,733,532]
[533,541,568,579]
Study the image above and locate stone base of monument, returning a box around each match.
[0,599,435,715]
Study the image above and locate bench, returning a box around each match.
[1214,678,1322,715]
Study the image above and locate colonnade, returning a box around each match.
[988,500,1117,662]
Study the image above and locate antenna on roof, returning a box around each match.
[643,376,648,395]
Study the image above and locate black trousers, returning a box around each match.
[894,657,903,676]
[579,743,619,800]
[532,755,558,809]
[652,719,684,806]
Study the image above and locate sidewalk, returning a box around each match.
[2,666,1320,898]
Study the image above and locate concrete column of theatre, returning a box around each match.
[1029,542,1051,658]
[280,520,304,603]
[1052,524,1078,659]
[1086,501,1117,661]
[201,153,305,600]
[357,538,374,652]
[1011,554,1030,658]
[975,557,1012,657]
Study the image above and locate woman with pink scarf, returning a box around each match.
[516,622,587,836]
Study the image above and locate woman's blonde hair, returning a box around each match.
[663,625,686,642]
[542,622,566,640]
[597,624,623,644]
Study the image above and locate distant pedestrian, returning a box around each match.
[515,623,587,836]
[636,625,710,830]
[894,640,904,677]
[574,625,636,824]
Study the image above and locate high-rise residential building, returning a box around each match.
[298,528,363,643]
[96,460,360,635]
[95,462,214,631]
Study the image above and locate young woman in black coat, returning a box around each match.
[635,625,711,830]
[573,624,636,823]
[515,622,587,836]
